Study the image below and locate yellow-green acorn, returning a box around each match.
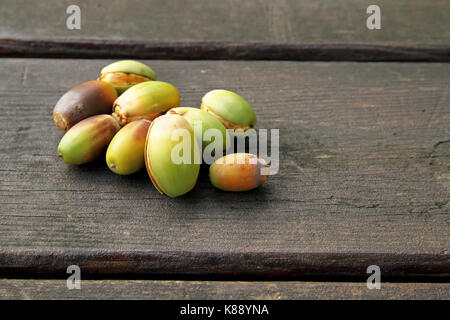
[200,89,256,131]
[112,81,180,126]
[53,80,117,131]
[58,114,120,165]
[168,107,229,151]
[210,153,269,191]
[99,60,156,95]
[145,114,200,198]
[106,119,151,175]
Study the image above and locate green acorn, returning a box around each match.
[145,114,200,198]
[99,60,156,94]
[200,89,256,131]
[112,81,180,126]
[58,114,120,165]
[106,119,151,175]
[168,107,229,151]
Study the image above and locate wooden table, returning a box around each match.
[0,0,449,300]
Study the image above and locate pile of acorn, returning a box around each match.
[53,60,269,198]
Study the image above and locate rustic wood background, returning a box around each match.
[0,0,448,299]
[1,59,448,276]
[1,0,448,43]
[0,0,449,61]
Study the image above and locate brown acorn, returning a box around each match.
[209,153,269,191]
[53,80,117,131]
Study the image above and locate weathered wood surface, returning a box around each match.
[0,0,449,61]
[2,0,449,44]
[1,280,448,300]
[0,59,449,278]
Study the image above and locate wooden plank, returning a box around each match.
[0,59,449,278]
[1,280,449,300]
[2,0,449,44]
[0,0,449,61]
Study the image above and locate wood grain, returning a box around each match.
[0,59,448,278]
[2,0,449,44]
[0,0,449,61]
[1,280,449,300]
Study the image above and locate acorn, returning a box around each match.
[99,60,156,95]
[145,114,200,198]
[112,81,180,126]
[57,114,120,165]
[209,153,269,191]
[200,89,256,131]
[168,107,229,151]
[53,80,117,131]
[106,119,151,175]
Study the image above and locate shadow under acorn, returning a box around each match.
[61,132,275,200]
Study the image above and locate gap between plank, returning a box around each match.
[1,250,449,281]
[0,39,449,61]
